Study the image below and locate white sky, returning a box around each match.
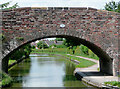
[0,0,120,9]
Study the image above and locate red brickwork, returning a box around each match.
[1,7,120,76]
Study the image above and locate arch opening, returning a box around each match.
[2,35,113,75]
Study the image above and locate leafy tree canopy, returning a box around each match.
[105,1,120,13]
[0,1,19,10]
[37,41,48,49]
[63,38,81,54]
[55,38,64,41]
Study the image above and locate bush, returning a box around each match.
[80,45,88,55]
[9,44,32,60]
[0,71,12,87]
[49,44,57,48]
[88,49,94,58]
[75,46,81,55]
[37,41,48,49]
[31,45,35,49]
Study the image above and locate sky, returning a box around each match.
[0,0,120,9]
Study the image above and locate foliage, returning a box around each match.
[37,41,48,49]
[0,1,19,10]
[9,48,24,60]
[55,38,64,41]
[8,60,16,65]
[49,44,66,48]
[105,1,120,13]
[0,71,12,87]
[24,44,32,58]
[63,38,81,54]
[88,49,98,59]
[104,81,120,87]
[31,45,35,49]
[75,46,81,55]
[9,44,32,60]
[80,45,88,55]
[49,44,57,48]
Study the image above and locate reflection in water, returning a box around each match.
[6,54,87,87]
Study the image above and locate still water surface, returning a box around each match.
[8,54,87,87]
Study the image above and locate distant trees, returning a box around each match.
[37,41,48,49]
[55,38,64,41]
[104,1,120,13]
[63,38,81,54]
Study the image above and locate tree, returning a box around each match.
[24,44,32,58]
[63,38,81,54]
[37,41,48,49]
[80,45,88,55]
[9,44,32,60]
[55,38,64,41]
[105,1,120,13]
[0,1,19,10]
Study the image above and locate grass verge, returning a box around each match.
[8,60,16,66]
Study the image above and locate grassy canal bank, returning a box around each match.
[31,49,96,68]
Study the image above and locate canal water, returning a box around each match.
[7,54,87,87]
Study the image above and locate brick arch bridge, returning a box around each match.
[1,7,120,76]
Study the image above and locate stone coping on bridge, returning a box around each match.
[2,7,97,11]
[2,7,120,15]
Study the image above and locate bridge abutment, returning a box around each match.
[99,58,113,75]
[2,58,8,73]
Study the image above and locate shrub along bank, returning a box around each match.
[1,44,32,87]
[0,71,12,87]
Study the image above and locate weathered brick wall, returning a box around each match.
[1,7,120,76]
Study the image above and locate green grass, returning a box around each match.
[8,60,16,65]
[64,55,96,68]
[75,53,99,60]
[104,81,120,87]
[31,49,96,68]
[31,48,99,60]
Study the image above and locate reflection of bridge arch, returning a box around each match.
[1,7,120,76]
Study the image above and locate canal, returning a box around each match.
[7,54,88,88]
